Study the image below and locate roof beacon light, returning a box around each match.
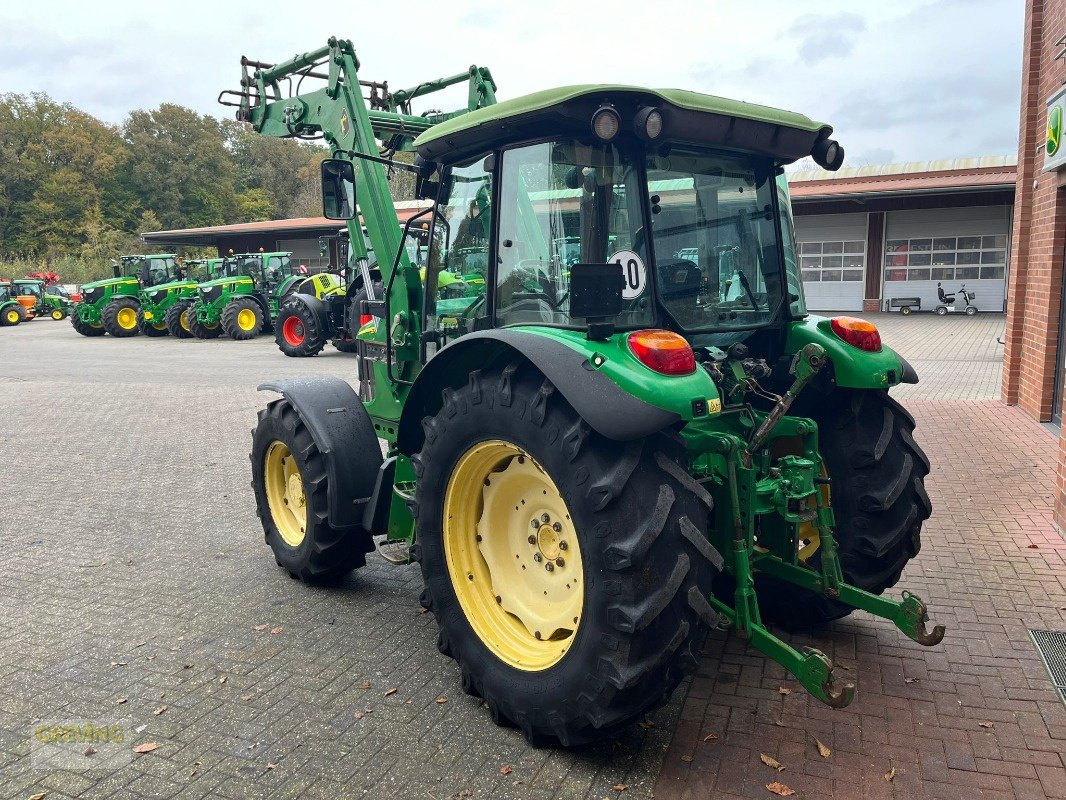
[591,105,621,142]
[830,316,882,352]
[634,106,664,141]
[627,329,697,376]
[812,137,845,171]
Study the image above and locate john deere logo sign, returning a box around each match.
[1045,86,1066,171]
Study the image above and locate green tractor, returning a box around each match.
[134,257,224,338]
[0,282,27,326]
[238,40,941,747]
[188,251,298,340]
[42,287,75,320]
[70,254,179,337]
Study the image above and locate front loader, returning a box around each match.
[71,254,179,337]
[237,39,942,747]
[188,252,297,340]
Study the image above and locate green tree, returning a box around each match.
[123,104,237,229]
[235,188,276,222]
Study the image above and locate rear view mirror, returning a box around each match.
[321,159,356,220]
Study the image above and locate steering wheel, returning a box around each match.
[512,259,561,309]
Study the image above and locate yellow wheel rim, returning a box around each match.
[237,308,258,331]
[52,310,63,320]
[116,307,137,329]
[443,440,583,672]
[263,441,307,547]
[6,310,19,324]
[180,310,192,332]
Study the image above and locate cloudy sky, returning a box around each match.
[3,0,1022,166]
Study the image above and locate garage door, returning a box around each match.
[277,238,331,272]
[794,213,867,311]
[883,206,1010,313]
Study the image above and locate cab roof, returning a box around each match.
[414,85,832,166]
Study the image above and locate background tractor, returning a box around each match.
[70,254,179,337]
[10,278,48,319]
[0,282,27,326]
[188,252,297,340]
[135,257,223,338]
[239,39,941,747]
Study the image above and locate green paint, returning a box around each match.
[1049,104,1062,157]
[786,315,906,388]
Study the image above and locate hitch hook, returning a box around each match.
[900,591,946,647]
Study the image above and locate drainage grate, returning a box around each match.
[1030,630,1066,704]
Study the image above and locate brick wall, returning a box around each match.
[1005,0,1066,528]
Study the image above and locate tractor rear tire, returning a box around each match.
[753,389,931,630]
[187,309,222,340]
[137,310,169,337]
[276,299,326,357]
[222,298,263,340]
[102,298,140,337]
[165,300,194,339]
[413,362,722,746]
[2,305,26,326]
[70,307,104,336]
[251,398,373,582]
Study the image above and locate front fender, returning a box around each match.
[259,377,383,529]
[277,293,330,335]
[786,315,915,389]
[396,330,686,456]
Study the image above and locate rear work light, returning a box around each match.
[627,329,697,375]
[830,316,882,352]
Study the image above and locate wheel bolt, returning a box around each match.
[552,522,562,532]
[545,562,554,572]
[535,631,541,640]
[555,558,564,567]
[559,541,568,551]
[541,513,550,523]
[475,534,482,542]
[531,520,539,529]
[495,595,502,604]
[533,553,543,563]
[528,534,537,544]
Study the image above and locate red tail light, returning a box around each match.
[627,329,696,375]
[830,316,882,352]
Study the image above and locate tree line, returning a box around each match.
[0,92,329,282]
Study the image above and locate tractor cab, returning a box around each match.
[227,252,296,296]
[117,254,179,288]
[11,279,46,317]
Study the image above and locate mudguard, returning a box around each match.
[259,377,382,528]
[396,330,679,456]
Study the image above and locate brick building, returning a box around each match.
[1003,0,1066,527]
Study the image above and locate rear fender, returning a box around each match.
[396,330,679,456]
[259,377,384,529]
[786,315,916,389]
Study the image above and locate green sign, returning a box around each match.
[1045,86,1066,172]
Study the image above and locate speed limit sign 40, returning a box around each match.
[609,250,647,300]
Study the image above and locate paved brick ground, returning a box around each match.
[655,314,1066,800]
[0,324,676,800]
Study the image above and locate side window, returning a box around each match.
[426,155,492,348]
[776,174,806,317]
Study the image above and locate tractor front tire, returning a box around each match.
[755,389,931,630]
[414,362,722,746]
[102,298,140,337]
[137,309,169,337]
[188,310,222,339]
[222,298,263,340]
[276,299,326,357]
[51,309,66,321]
[251,398,373,582]
[70,307,104,336]
[165,300,194,339]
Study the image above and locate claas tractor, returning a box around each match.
[187,252,297,340]
[0,282,27,326]
[236,39,942,747]
[71,254,179,337]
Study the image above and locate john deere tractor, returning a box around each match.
[237,39,941,747]
[0,282,27,326]
[71,254,178,337]
[132,257,221,338]
[188,252,297,340]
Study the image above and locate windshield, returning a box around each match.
[17,283,42,298]
[0,285,11,301]
[645,148,785,331]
